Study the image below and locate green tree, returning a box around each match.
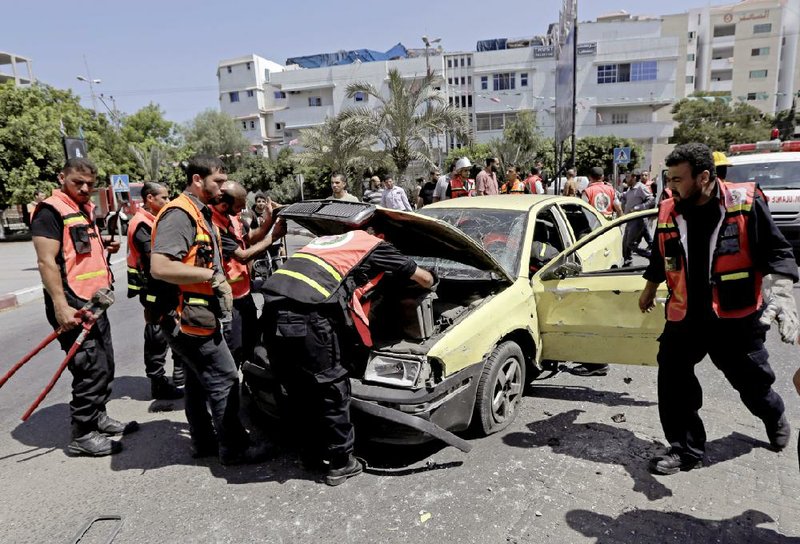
[444,142,493,173]
[297,113,387,198]
[342,69,469,180]
[182,109,250,168]
[233,154,275,192]
[671,95,773,150]
[775,99,798,141]
[122,103,177,147]
[574,136,644,177]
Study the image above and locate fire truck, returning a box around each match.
[91,182,144,235]
[727,138,800,256]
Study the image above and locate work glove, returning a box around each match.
[210,272,234,319]
[759,274,800,344]
[428,269,440,292]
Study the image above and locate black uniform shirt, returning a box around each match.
[644,188,798,319]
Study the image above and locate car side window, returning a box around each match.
[560,203,602,240]
[533,207,567,252]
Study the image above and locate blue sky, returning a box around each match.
[4,0,714,123]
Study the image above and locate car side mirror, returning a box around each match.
[540,260,582,281]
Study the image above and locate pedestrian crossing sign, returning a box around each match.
[111,174,130,193]
[613,147,631,165]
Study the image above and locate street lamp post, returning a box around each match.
[76,75,101,114]
[422,36,442,165]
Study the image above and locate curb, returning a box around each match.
[0,256,127,312]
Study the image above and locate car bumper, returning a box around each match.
[242,356,483,448]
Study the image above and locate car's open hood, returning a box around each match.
[277,200,512,283]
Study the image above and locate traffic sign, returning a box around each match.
[111,174,130,193]
[613,147,631,165]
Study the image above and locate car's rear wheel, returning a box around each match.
[472,341,526,435]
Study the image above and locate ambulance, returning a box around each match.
[727,139,800,257]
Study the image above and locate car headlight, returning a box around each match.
[364,355,422,388]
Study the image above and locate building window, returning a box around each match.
[308,96,322,106]
[467,95,473,107]
[753,23,772,34]
[273,91,286,99]
[597,64,617,84]
[250,120,255,129]
[467,57,472,66]
[520,73,528,87]
[354,91,366,102]
[686,75,695,84]
[275,123,283,130]
[611,113,628,125]
[713,24,736,37]
[246,62,251,70]
[476,112,517,131]
[687,53,695,61]
[241,121,247,130]
[747,92,758,100]
[264,69,271,81]
[447,59,452,68]
[688,31,696,39]
[460,76,466,85]
[631,61,657,81]
[246,90,254,97]
[468,76,472,84]
[597,62,656,84]
[749,69,768,79]
[227,66,232,74]
[448,77,453,85]
[460,58,465,67]
[229,91,240,103]
[493,73,515,91]
[481,76,488,90]
[751,47,770,56]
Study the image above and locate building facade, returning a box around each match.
[0,52,34,87]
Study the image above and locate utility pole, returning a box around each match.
[76,55,101,114]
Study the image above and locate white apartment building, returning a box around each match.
[219,14,689,170]
[688,0,800,114]
[0,52,34,87]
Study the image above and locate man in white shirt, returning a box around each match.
[380,176,413,211]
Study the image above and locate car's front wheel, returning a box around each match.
[472,341,526,435]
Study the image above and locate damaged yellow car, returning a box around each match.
[243,197,666,452]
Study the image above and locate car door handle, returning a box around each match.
[655,297,667,304]
[604,248,610,256]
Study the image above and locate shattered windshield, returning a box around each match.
[417,208,527,279]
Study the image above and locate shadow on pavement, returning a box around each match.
[565,508,799,543]
[526,383,657,408]
[110,375,153,402]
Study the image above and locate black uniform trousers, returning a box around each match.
[622,218,651,262]
[45,299,114,440]
[143,321,170,379]
[164,323,249,453]
[264,306,354,464]
[657,313,784,461]
[222,293,258,369]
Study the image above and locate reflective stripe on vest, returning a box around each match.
[35,190,112,301]
[449,176,471,198]
[152,193,220,336]
[584,183,615,218]
[656,181,762,321]
[503,180,526,194]
[211,208,251,299]
[264,230,385,346]
[126,209,156,299]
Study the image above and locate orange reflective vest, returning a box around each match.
[657,181,762,321]
[502,179,526,194]
[152,193,221,337]
[264,230,385,346]
[34,190,112,301]
[449,176,472,198]
[211,208,251,299]
[584,182,616,218]
[126,209,156,300]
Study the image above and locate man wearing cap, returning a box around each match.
[582,166,622,220]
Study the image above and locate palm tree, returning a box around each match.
[129,143,165,182]
[297,112,385,194]
[341,68,469,180]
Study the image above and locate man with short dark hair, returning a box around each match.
[620,169,655,266]
[500,165,527,194]
[127,181,183,400]
[639,142,798,475]
[329,174,359,203]
[417,169,438,209]
[582,166,622,219]
[524,167,544,195]
[381,176,413,210]
[475,157,499,196]
[363,176,384,205]
[150,155,270,465]
[31,158,138,456]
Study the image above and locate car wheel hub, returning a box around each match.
[491,357,522,423]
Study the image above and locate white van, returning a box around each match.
[727,140,800,255]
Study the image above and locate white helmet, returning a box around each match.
[455,157,472,171]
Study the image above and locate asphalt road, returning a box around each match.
[2,256,800,542]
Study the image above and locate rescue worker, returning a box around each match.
[713,151,731,182]
[500,164,528,194]
[582,166,622,220]
[262,226,436,486]
[126,181,183,400]
[31,158,138,456]
[150,155,270,465]
[639,143,798,475]
[447,157,474,198]
[211,180,286,367]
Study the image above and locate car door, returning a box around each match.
[556,201,623,272]
[532,210,667,366]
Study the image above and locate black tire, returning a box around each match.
[472,341,526,435]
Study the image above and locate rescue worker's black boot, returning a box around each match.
[325,454,363,486]
[97,413,140,436]
[648,450,703,475]
[68,431,123,457]
[766,414,790,451]
[151,375,183,400]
